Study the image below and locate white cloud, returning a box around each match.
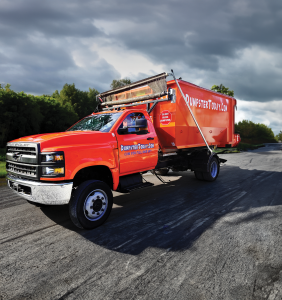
[236,99,282,135]
[91,42,166,79]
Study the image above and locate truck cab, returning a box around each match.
[6,109,159,229]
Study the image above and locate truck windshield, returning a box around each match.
[67,112,122,132]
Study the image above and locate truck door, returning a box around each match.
[116,112,158,175]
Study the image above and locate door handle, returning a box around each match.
[147,137,154,140]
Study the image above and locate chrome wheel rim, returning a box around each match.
[83,189,108,221]
[210,161,218,178]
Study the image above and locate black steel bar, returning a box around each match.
[148,101,158,114]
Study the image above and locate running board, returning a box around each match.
[117,173,154,193]
[122,182,154,192]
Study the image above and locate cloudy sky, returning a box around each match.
[1,0,282,134]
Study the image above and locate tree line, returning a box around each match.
[212,84,278,143]
[0,78,132,147]
[0,80,279,148]
[235,121,277,144]
[0,83,99,148]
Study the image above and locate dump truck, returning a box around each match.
[5,71,240,229]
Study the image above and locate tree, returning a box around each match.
[88,87,99,103]
[211,84,234,97]
[53,84,99,120]
[35,96,78,134]
[276,131,282,142]
[0,83,100,147]
[0,86,42,147]
[235,120,276,144]
[110,78,132,90]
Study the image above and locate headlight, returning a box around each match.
[41,151,65,177]
[41,152,64,162]
[42,167,64,176]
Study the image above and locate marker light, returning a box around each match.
[42,167,64,176]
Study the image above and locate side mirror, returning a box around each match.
[135,118,148,128]
[118,127,128,135]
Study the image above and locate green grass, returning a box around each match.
[0,148,7,178]
[214,143,265,154]
[213,148,240,154]
[0,162,7,178]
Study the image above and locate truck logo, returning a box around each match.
[13,152,22,161]
[121,143,154,152]
[185,94,228,112]
[9,143,32,147]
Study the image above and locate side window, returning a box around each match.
[118,113,149,135]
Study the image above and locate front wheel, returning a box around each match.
[69,180,113,229]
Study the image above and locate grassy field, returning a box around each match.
[0,162,6,178]
[214,143,265,154]
[0,148,6,178]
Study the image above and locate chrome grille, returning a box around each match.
[7,162,37,177]
[7,146,36,156]
[6,142,39,179]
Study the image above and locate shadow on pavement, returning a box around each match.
[39,165,282,255]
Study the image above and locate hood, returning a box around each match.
[9,131,117,152]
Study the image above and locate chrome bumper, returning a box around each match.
[7,174,73,205]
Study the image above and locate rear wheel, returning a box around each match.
[69,180,113,229]
[155,168,169,176]
[202,156,219,182]
[194,171,204,180]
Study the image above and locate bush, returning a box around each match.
[0,148,5,162]
[235,120,277,144]
[0,85,80,147]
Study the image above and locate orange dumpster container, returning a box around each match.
[149,79,238,152]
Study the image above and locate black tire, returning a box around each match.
[69,180,113,229]
[202,156,220,182]
[194,171,204,180]
[155,168,169,176]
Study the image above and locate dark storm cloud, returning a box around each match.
[87,0,282,100]
[0,0,282,101]
[0,1,102,38]
[0,0,114,93]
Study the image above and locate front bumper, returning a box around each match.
[7,174,73,205]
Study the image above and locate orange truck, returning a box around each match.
[6,71,240,229]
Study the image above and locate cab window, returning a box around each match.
[118,113,149,135]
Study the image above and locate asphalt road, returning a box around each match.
[1,143,282,300]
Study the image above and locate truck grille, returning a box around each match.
[6,142,39,179]
[7,146,37,156]
[7,162,37,177]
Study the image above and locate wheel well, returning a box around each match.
[73,166,113,189]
